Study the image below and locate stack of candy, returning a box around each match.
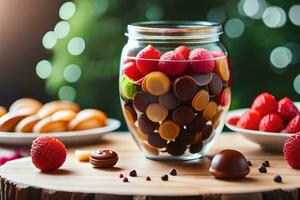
[120,45,231,157]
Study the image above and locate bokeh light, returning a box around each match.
[42,31,57,49]
[146,5,163,20]
[54,21,70,39]
[270,46,292,69]
[286,42,300,64]
[243,0,259,18]
[93,0,109,17]
[294,74,300,95]
[36,60,52,79]
[67,37,85,55]
[224,18,245,38]
[59,2,76,20]
[64,64,82,83]
[58,86,76,101]
[207,6,226,23]
[262,6,286,28]
[289,5,300,26]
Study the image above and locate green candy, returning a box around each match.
[120,75,138,100]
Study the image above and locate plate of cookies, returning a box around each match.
[0,98,121,146]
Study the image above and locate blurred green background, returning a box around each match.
[0,0,299,130]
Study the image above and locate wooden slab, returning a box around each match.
[0,132,300,200]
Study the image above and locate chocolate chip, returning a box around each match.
[172,105,195,126]
[138,114,159,134]
[209,73,223,95]
[258,166,267,173]
[201,124,213,140]
[273,175,282,183]
[173,75,198,101]
[166,141,187,156]
[159,91,181,110]
[129,170,137,177]
[262,160,270,167]
[119,173,124,178]
[247,160,252,166]
[146,176,151,181]
[189,141,203,154]
[170,169,177,176]
[191,73,213,86]
[161,174,168,181]
[123,177,129,182]
[147,132,168,148]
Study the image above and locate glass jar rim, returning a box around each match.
[126,21,223,41]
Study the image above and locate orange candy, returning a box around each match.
[145,72,170,96]
[146,103,168,122]
[215,57,230,81]
[192,90,210,111]
[203,102,218,121]
[158,120,180,140]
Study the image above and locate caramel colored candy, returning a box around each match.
[124,103,137,125]
[145,72,170,96]
[172,106,195,126]
[143,142,159,155]
[209,149,250,179]
[146,103,168,123]
[192,90,210,111]
[158,120,180,140]
[203,102,218,121]
[173,76,198,101]
[9,98,42,115]
[0,112,30,132]
[15,115,40,133]
[33,117,68,133]
[37,101,80,118]
[75,150,91,162]
[213,109,224,129]
[215,57,230,81]
[141,75,149,93]
[51,110,77,122]
[0,106,7,117]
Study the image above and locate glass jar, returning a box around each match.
[119,21,231,160]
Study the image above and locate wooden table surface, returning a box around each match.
[0,132,300,200]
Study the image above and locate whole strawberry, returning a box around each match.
[283,115,300,133]
[283,134,300,169]
[251,92,278,116]
[31,136,67,172]
[237,110,261,130]
[278,97,299,121]
[259,114,284,132]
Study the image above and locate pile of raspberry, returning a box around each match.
[229,92,300,133]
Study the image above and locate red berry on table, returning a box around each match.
[175,45,190,60]
[136,45,161,75]
[227,116,240,126]
[251,92,278,116]
[278,97,299,121]
[259,114,284,132]
[237,110,261,130]
[283,115,300,133]
[283,134,300,169]
[31,136,67,172]
[158,51,188,77]
[123,61,144,81]
[189,48,215,74]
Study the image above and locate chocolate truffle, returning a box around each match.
[209,149,250,179]
[89,150,118,168]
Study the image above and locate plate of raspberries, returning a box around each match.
[226,92,299,152]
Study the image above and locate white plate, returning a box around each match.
[225,102,300,152]
[0,118,121,146]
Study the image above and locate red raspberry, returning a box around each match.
[136,45,161,75]
[123,61,144,81]
[31,136,67,171]
[237,110,261,130]
[227,116,240,126]
[259,113,284,132]
[283,134,300,169]
[284,115,300,133]
[189,48,214,74]
[158,51,188,77]
[278,97,299,121]
[211,51,225,58]
[251,93,278,116]
[175,46,190,60]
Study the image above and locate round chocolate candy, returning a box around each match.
[133,91,158,112]
[124,102,137,125]
[209,73,223,96]
[175,130,194,146]
[145,72,170,96]
[159,91,181,110]
[201,124,213,141]
[166,141,187,156]
[138,114,159,134]
[192,90,209,111]
[147,132,168,148]
[158,120,180,140]
[172,106,195,126]
[173,76,198,101]
[186,115,207,133]
[191,73,213,86]
[146,103,168,123]
[89,150,118,168]
[209,149,250,179]
[203,101,218,121]
[189,140,203,154]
